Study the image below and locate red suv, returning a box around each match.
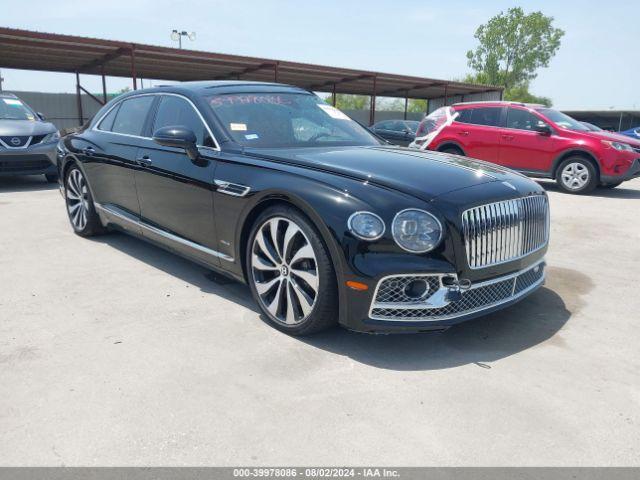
[410,101,640,194]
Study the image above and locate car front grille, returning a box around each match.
[0,135,31,148]
[461,195,549,269]
[369,261,545,322]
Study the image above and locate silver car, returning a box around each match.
[0,93,59,182]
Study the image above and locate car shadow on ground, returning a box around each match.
[0,176,59,193]
[301,265,591,370]
[94,231,591,371]
[538,179,640,199]
[90,231,259,313]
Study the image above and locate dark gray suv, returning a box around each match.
[0,93,59,182]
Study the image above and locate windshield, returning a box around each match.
[206,92,381,148]
[0,97,36,121]
[539,108,589,131]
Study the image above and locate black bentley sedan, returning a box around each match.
[57,81,549,335]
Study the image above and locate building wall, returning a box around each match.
[6,91,117,131]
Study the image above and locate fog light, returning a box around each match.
[403,279,429,299]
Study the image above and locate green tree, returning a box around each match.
[326,94,369,110]
[466,7,564,91]
[503,83,552,107]
[407,99,427,114]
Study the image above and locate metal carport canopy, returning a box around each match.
[0,27,502,124]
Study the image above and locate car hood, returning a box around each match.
[245,145,535,202]
[582,129,640,147]
[0,119,57,136]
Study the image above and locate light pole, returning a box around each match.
[171,30,196,49]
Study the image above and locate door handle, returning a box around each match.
[501,134,515,141]
[83,146,95,156]
[459,131,470,136]
[136,155,152,167]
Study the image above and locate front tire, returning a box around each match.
[64,165,105,237]
[555,157,598,194]
[246,205,338,335]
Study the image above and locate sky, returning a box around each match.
[0,0,637,110]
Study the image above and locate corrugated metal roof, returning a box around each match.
[0,27,502,100]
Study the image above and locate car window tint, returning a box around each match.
[111,96,155,136]
[153,95,213,147]
[375,121,390,130]
[471,108,501,127]
[97,104,120,131]
[387,121,405,132]
[507,108,547,131]
[455,109,473,124]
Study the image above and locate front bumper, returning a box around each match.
[601,158,640,184]
[0,143,57,176]
[343,259,545,333]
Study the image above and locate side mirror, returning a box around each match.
[37,112,46,121]
[153,126,199,160]
[534,124,552,136]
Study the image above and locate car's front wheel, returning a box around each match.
[246,205,338,335]
[64,165,105,237]
[556,157,598,194]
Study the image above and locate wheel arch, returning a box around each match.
[436,141,466,155]
[552,149,601,179]
[237,192,348,324]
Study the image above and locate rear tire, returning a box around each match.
[45,173,58,183]
[555,157,598,194]
[246,205,338,335]
[64,165,106,237]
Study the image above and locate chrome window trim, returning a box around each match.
[347,211,386,241]
[95,203,233,262]
[368,259,545,322]
[92,92,221,151]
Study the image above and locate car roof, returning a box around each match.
[452,100,547,109]
[0,92,19,99]
[122,80,312,97]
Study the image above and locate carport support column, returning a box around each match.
[443,84,448,106]
[273,62,279,83]
[101,66,107,104]
[130,45,138,90]
[75,71,84,125]
[369,75,377,126]
[332,83,336,107]
[404,93,408,120]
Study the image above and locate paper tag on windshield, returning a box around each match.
[317,104,350,120]
[230,123,247,131]
[3,99,23,106]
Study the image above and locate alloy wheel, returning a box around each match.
[66,169,90,230]
[560,162,590,190]
[251,217,319,325]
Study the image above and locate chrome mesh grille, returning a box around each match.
[370,262,544,322]
[462,195,549,269]
[374,276,441,304]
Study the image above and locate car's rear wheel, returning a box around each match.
[65,165,105,237]
[556,157,598,194]
[246,205,338,335]
[599,181,623,189]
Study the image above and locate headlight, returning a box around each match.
[392,208,443,253]
[348,211,385,240]
[602,140,633,152]
[43,131,61,143]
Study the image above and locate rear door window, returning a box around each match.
[111,96,155,136]
[97,104,120,131]
[455,107,501,127]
